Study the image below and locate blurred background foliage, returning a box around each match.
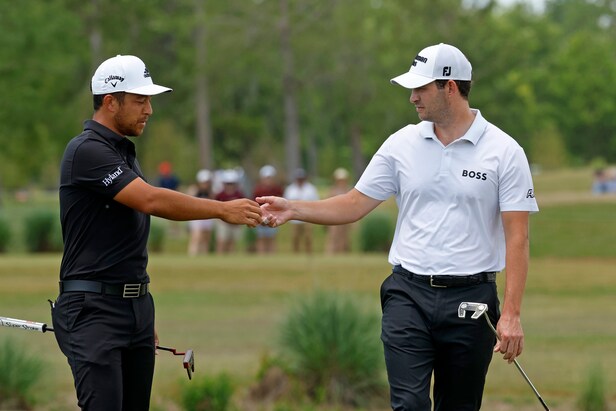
[1,0,616,191]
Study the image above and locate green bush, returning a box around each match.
[181,372,235,411]
[0,337,45,409]
[148,218,167,253]
[0,216,11,252]
[23,210,62,252]
[244,226,256,253]
[359,212,393,252]
[278,291,384,406]
[577,362,608,411]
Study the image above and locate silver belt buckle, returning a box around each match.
[123,283,142,298]
[430,276,447,288]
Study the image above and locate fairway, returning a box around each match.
[0,253,615,410]
[1,168,615,410]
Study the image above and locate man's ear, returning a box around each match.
[447,80,458,96]
[103,94,118,113]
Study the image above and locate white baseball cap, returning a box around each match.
[390,43,472,89]
[91,55,172,96]
[221,169,239,184]
[196,169,212,183]
[333,167,349,180]
[259,165,277,178]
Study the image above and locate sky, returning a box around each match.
[497,0,546,12]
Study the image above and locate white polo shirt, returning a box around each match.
[355,109,539,275]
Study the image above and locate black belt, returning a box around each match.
[60,280,149,298]
[392,265,496,288]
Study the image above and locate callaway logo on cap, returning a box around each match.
[91,55,172,96]
[390,43,472,89]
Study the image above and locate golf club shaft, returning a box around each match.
[0,316,52,332]
[2,316,179,356]
[483,314,550,411]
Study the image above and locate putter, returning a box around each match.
[458,302,550,411]
[156,345,195,380]
[1,315,194,380]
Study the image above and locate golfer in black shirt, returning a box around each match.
[52,55,263,411]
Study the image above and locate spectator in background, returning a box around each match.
[252,165,284,254]
[157,160,182,235]
[592,167,616,194]
[325,168,352,254]
[187,169,215,256]
[215,169,246,253]
[283,168,319,253]
[157,161,180,191]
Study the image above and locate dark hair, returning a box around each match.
[92,92,126,111]
[435,79,472,99]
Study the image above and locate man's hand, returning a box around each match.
[255,196,293,227]
[494,313,524,363]
[220,198,263,227]
[154,327,159,355]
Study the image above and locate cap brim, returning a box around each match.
[390,72,434,89]
[126,84,173,96]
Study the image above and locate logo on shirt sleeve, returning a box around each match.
[102,166,124,187]
[526,189,535,199]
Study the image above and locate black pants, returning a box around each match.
[380,270,499,411]
[52,292,155,411]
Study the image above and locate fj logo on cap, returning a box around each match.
[443,67,452,76]
[144,68,151,79]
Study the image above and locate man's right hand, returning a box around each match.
[255,196,293,227]
[221,198,263,227]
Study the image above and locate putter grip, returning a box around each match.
[0,317,48,332]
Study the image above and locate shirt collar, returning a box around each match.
[418,109,488,145]
[83,120,127,146]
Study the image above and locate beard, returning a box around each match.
[113,111,146,137]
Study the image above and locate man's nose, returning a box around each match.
[145,98,153,115]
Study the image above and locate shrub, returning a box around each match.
[577,362,607,411]
[181,372,235,411]
[244,226,256,253]
[0,216,11,253]
[23,210,62,252]
[359,212,393,252]
[0,337,45,409]
[148,219,166,253]
[278,291,384,406]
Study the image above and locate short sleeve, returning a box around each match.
[355,138,398,201]
[499,146,539,213]
[68,139,139,198]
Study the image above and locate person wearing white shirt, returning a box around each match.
[258,43,539,410]
[283,168,319,253]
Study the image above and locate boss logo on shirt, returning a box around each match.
[102,166,124,187]
[461,169,487,181]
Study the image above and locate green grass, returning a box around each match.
[0,254,615,410]
[533,167,595,194]
[530,202,616,258]
[0,167,615,409]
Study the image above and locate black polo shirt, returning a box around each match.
[59,120,150,285]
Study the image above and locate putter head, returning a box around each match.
[183,349,195,380]
[458,302,488,319]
